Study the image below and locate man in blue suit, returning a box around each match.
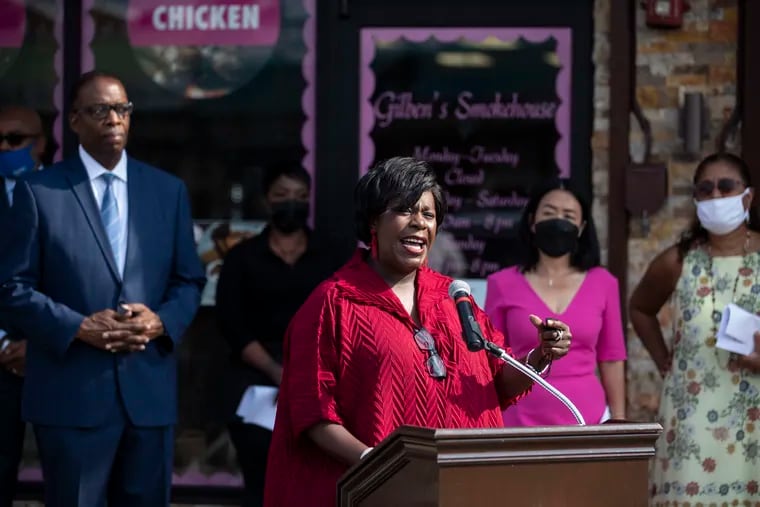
[0,72,205,506]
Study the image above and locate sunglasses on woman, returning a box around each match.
[693,178,745,199]
[0,132,38,148]
[413,328,447,379]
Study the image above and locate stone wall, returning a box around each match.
[592,0,739,421]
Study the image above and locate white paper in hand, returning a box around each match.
[716,303,760,356]
[236,385,278,431]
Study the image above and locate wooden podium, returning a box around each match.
[337,423,662,507]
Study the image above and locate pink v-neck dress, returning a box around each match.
[485,266,627,426]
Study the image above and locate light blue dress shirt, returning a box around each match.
[79,145,129,276]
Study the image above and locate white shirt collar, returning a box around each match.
[78,145,128,183]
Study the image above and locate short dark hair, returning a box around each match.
[354,157,446,244]
[516,178,600,272]
[677,152,759,259]
[68,71,125,108]
[262,164,311,194]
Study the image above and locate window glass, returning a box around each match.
[0,0,63,162]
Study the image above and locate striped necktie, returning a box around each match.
[100,173,123,271]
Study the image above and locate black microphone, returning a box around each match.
[448,280,485,352]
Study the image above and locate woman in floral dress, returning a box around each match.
[631,152,760,506]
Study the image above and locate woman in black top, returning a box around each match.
[216,164,346,507]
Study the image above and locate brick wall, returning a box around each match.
[592,0,740,421]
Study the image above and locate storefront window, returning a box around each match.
[0,0,64,162]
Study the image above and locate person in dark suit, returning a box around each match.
[0,105,46,507]
[0,72,206,507]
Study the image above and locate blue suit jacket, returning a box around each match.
[0,156,205,427]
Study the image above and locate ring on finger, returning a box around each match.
[554,329,564,341]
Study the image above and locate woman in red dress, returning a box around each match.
[263,157,573,506]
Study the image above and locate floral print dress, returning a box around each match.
[651,249,760,506]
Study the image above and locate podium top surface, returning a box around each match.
[339,422,662,485]
[390,422,662,441]
[338,423,663,506]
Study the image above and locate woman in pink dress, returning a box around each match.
[486,180,627,426]
[263,158,574,506]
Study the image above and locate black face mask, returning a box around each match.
[533,218,580,258]
[270,200,309,234]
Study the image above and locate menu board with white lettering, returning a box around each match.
[360,28,572,278]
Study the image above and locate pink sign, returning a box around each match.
[127,0,280,46]
[0,0,25,47]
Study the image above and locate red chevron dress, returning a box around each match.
[264,250,525,507]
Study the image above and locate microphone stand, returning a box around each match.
[482,340,586,426]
